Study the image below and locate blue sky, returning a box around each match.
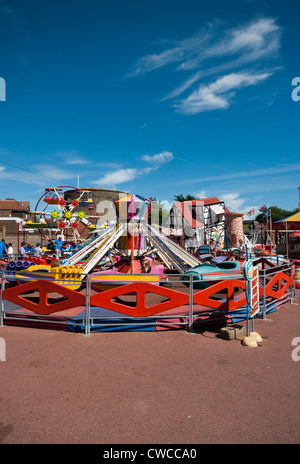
[0,0,299,215]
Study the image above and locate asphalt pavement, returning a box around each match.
[0,290,299,444]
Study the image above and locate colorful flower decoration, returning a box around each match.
[58,197,66,207]
[58,221,66,230]
[71,221,79,229]
[71,199,79,208]
[78,211,86,219]
[51,210,59,218]
[64,211,73,219]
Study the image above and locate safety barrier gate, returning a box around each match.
[0,258,295,334]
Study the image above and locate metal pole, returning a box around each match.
[188,273,194,332]
[262,269,266,319]
[290,262,295,302]
[0,270,5,327]
[84,274,91,337]
[285,222,288,258]
[270,211,272,252]
[246,280,250,336]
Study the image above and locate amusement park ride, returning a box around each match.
[7,189,203,291]
[33,186,98,241]
[2,187,296,337]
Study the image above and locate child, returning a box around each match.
[7,243,13,261]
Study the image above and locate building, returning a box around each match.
[0,199,31,251]
[169,197,228,249]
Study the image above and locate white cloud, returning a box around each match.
[130,18,280,77]
[95,151,173,187]
[56,151,90,165]
[0,163,73,186]
[95,167,156,187]
[194,190,207,198]
[96,168,139,186]
[142,151,173,164]
[219,192,247,211]
[178,163,300,185]
[177,71,272,114]
[128,17,282,114]
[37,165,73,181]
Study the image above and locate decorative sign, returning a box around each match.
[249,266,259,318]
[243,260,254,281]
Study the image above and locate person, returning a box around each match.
[0,239,7,258]
[34,243,43,257]
[141,258,151,273]
[226,250,235,261]
[107,248,114,266]
[25,243,34,255]
[7,243,13,261]
[50,259,60,271]
[19,242,26,257]
[46,239,56,253]
[54,236,64,251]
[70,242,78,252]
[50,259,60,267]
[60,243,71,258]
[238,239,246,257]
[54,245,61,259]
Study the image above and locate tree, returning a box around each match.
[174,194,197,202]
[255,206,298,223]
[148,197,169,226]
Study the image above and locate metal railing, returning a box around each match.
[0,257,295,334]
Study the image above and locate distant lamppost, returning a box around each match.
[39,217,46,246]
[15,218,26,255]
[15,218,22,252]
[298,186,300,210]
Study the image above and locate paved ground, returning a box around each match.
[0,290,299,445]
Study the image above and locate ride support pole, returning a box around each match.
[262,269,266,319]
[188,274,194,332]
[84,274,91,338]
[0,270,5,327]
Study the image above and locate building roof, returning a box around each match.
[275,210,300,222]
[173,200,204,228]
[198,196,230,213]
[173,197,228,228]
[0,199,30,212]
[198,196,222,205]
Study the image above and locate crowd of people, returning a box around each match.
[0,236,79,261]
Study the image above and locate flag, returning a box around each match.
[259,204,267,212]
[247,208,255,216]
[262,209,271,218]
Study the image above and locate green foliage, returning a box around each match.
[174,194,197,202]
[255,206,298,223]
[148,197,169,225]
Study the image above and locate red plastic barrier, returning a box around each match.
[265,271,292,299]
[3,280,86,315]
[2,267,293,318]
[90,282,189,317]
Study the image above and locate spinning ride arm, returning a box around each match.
[145,224,201,273]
